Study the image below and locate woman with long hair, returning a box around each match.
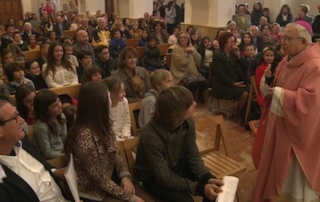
[33,90,67,159]
[42,41,78,88]
[65,82,152,202]
[276,4,293,27]
[15,84,36,125]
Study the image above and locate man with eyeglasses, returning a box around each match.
[252,21,320,201]
[0,98,69,201]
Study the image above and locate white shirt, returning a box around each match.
[42,63,79,88]
[0,142,66,202]
[110,97,132,141]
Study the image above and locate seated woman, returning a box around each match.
[139,28,150,46]
[150,21,168,44]
[25,60,48,90]
[42,41,79,88]
[112,46,150,103]
[2,63,35,96]
[129,22,142,39]
[15,84,36,125]
[238,32,254,56]
[64,82,154,202]
[170,31,206,103]
[103,76,133,141]
[82,65,103,84]
[134,86,224,202]
[212,32,249,124]
[143,36,162,71]
[33,90,67,160]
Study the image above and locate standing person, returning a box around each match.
[312,2,320,42]
[252,21,320,201]
[42,0,54,17]
[165,1,176,35]
[64,82,153,202]
[294,4,313,25]
[172,0,180,27]
[250,2,263,26]
[134,86,224,202]
[276,4,293,27]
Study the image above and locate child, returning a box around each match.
[27,35,40,51]
[33,89,67,160]
[109,28,127,61]
[129,22,142,39]
[143,36,162,71]
[82,65,102,84]
[15,84,36,125]
[47,31,58,42]
[139,69,173,128]
[2,63,35,96]
[7,43,25,62]
[241,43,256,84]
[239,32,253,56]
[63,41,79,67]
[1,49,14,75]
[139,28,150,46]
[255,47,275,107]
[76,50,92,83]
[13,32,27,51]
[103,76,133,141]
[168,27,179,45]
[198,36,215,78]
[25,60,48,90]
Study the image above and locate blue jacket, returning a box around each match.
[109,38,126,59]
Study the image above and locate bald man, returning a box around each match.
[73,29,95,61]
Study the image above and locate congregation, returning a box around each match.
[0,0,320,201]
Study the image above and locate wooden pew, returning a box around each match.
[125,39,139,48]
[50,84,81,99]
[158,43,171,56]
[63,30,77,38]
[128,101,142,137]
[135,46,144,60]
[23,50,41,61]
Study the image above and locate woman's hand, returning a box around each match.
[134,196,145,202]
[121,177,135,194]
[233,81,246,87]
[232,45,240,58]
[185,46,194,53]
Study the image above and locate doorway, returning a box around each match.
[105,0,114,17]
[0,0,23,25]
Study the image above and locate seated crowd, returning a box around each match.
[0,0,319,201]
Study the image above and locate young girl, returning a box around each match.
[239,32,253,56]
[2,63,35,96]
[15,84,36,125]
[13,32,27,51]
[63,41,79,67]
[42,41,78,88]
[129,22,142,39]
[168,27,179,45]
[27,35,40,51]
[109,28,127,61]
[82,65,102,84]
[25,60,48,90]
[190,29,201,50]
[139,28,150,46]
[198,36,215,78]
[255,47,275,107]
[143,36,162,71]
[1,49,14,75]
[47,31,58,42]
[64,82,150,202]
[34,90,67,160]
[103,76,133,141]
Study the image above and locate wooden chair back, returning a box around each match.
[122,137,139,176]
[244,75,263,125]
[23,50,41,61]
[63,30,77,38]
[128,101,142,137]
[47,155,68,168]
[125,39,139,48]
[117,141,129,168]
[196,115,230,156]
[135,46,144,59]
[165,53,172,70]
[158,43,171,56]
[50,84,81,99]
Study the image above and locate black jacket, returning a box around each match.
[94,58,117,78]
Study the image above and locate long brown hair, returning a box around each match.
[154,86,193,131]
[117,46,137,69]
[43,41,74,77]
[65,82,113,154]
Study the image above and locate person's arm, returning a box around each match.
[34,123,64,159]
[120,98,132,138]
[109,42,118,58]
[75,129,135,201]
[69,66,79,85]
[172,46,190,68]
[139,98,156,128]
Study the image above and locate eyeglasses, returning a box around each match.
[0,114,19,126]
[281,36,301,42]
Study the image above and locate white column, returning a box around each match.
[185,0,236,27]
[118,0,153,19]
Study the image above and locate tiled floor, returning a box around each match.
[193,103,257,202]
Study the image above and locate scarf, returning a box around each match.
[125,67,145,99]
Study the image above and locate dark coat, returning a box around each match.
[0,135,65,202]
[312,15,320,41]
[276,13,293,27]
[94,57,117,78]
[53,22,70,37]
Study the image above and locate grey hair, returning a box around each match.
[286,23,312,45]
[97,17,105,22]
[24,22,32,28]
